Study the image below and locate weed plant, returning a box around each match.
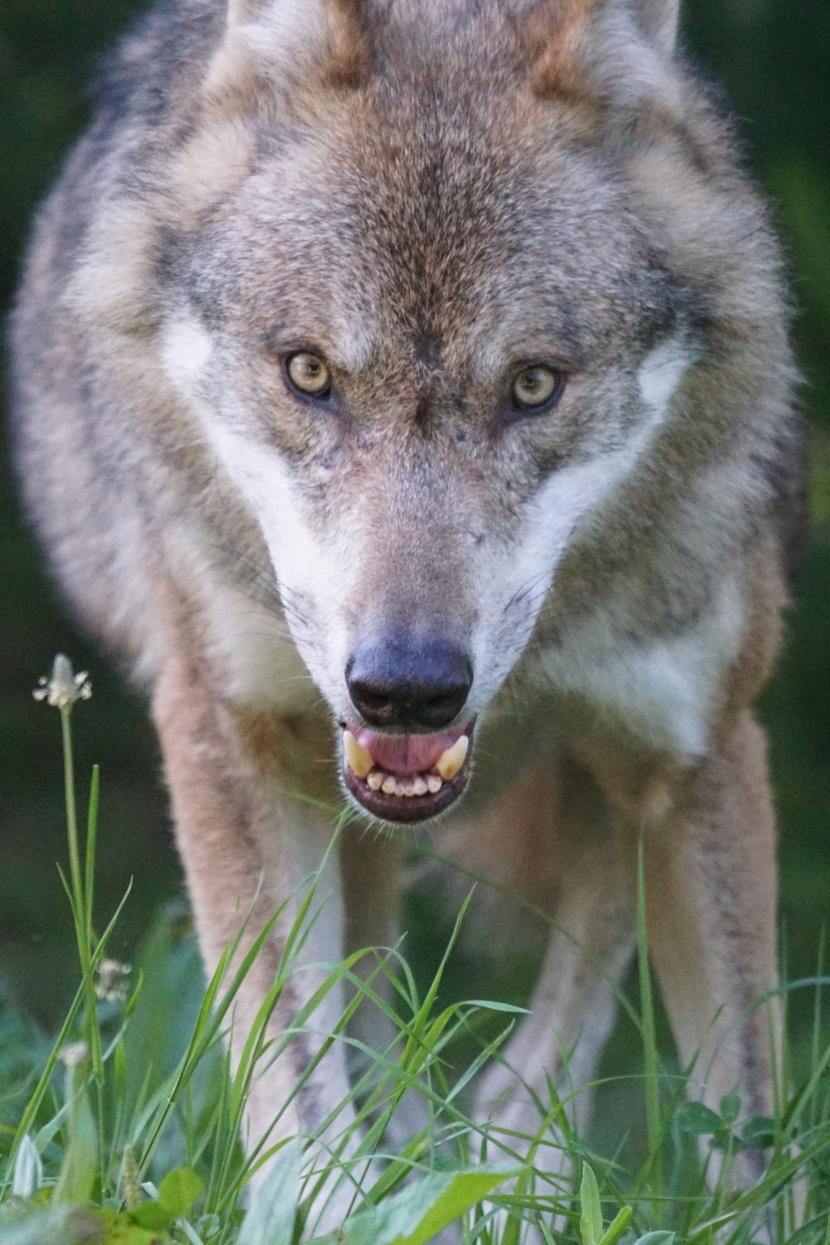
[1,658,828,1244]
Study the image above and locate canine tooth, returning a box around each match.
[367,771,383,791]
[343,730,373,779]
[382,776,397,796]
[413,777,428,797]
[427,775,442,795]
[435,735,469,781]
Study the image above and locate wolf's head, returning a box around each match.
[156,0,783,821]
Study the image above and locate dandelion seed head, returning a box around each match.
[59,1040,90,1069]
[33,654,92,710]
[95,959,132,1003]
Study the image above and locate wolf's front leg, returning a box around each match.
[473,757,637,1190]
[152,654,375,1229]
[642,711,780,1184]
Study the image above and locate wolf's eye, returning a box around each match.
[286,352,332,398]
[512,365,562,411]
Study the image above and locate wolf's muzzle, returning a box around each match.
[342,630,474,821]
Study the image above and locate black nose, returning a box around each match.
[346,632,473,730]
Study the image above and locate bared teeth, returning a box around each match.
[360,770,444,798]
[435,735,469,781]
[345,733,470,801]
[343,730,374,779]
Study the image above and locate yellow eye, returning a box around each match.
[512,365,561,409]
[286,351,332,397]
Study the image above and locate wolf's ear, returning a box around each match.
[519,0,679,99]
[205,0,371,110]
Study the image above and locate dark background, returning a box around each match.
[1,0,828,1041]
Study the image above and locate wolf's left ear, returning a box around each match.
[205,0,371,111]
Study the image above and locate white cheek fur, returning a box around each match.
[162,311,341,617]
[540,577,745,757]
[637,333,691,415]
[199,414,354,698]
[471,336,693,709]
[161,315,214,389]
[160,324,350,709]
[521,336,692,582]
[514,335,744,759]
[191,567,318,712]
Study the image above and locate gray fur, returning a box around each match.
[10,0,803,1216]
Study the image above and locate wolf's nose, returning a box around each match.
[346,633,473,730]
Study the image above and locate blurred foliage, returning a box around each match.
[0,0,828,1044]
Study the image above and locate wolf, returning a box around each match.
[11,0,804,1228]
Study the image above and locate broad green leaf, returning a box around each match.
[98,1207,170,1243]
[676,1101,722,1136]
[131,1202,175,1231]
[633,1232,676,1245]
[157,1167,204,1216]
[309,1166,519,1245]
[11,1136,43,1199]
[710,1132,747,1154]
[104,1228,166,1245]
[720,1092,741,1123]
[237,1140,301,1245]
[740,1116,776,1147]
[579,1163,603,1245]
[597,1205,633,1245]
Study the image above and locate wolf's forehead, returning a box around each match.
[338,108,590,289]
[199,84,665,373]
[268,121,648,364]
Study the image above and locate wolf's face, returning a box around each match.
[162,8,697,822]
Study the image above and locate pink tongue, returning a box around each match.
[350,722,469,776]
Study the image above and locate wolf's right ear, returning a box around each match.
[518,0,679,101]
[204,0,371,111]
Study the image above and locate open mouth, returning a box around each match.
[341,720,474,823]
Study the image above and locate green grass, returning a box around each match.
[1,661,830,1245]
